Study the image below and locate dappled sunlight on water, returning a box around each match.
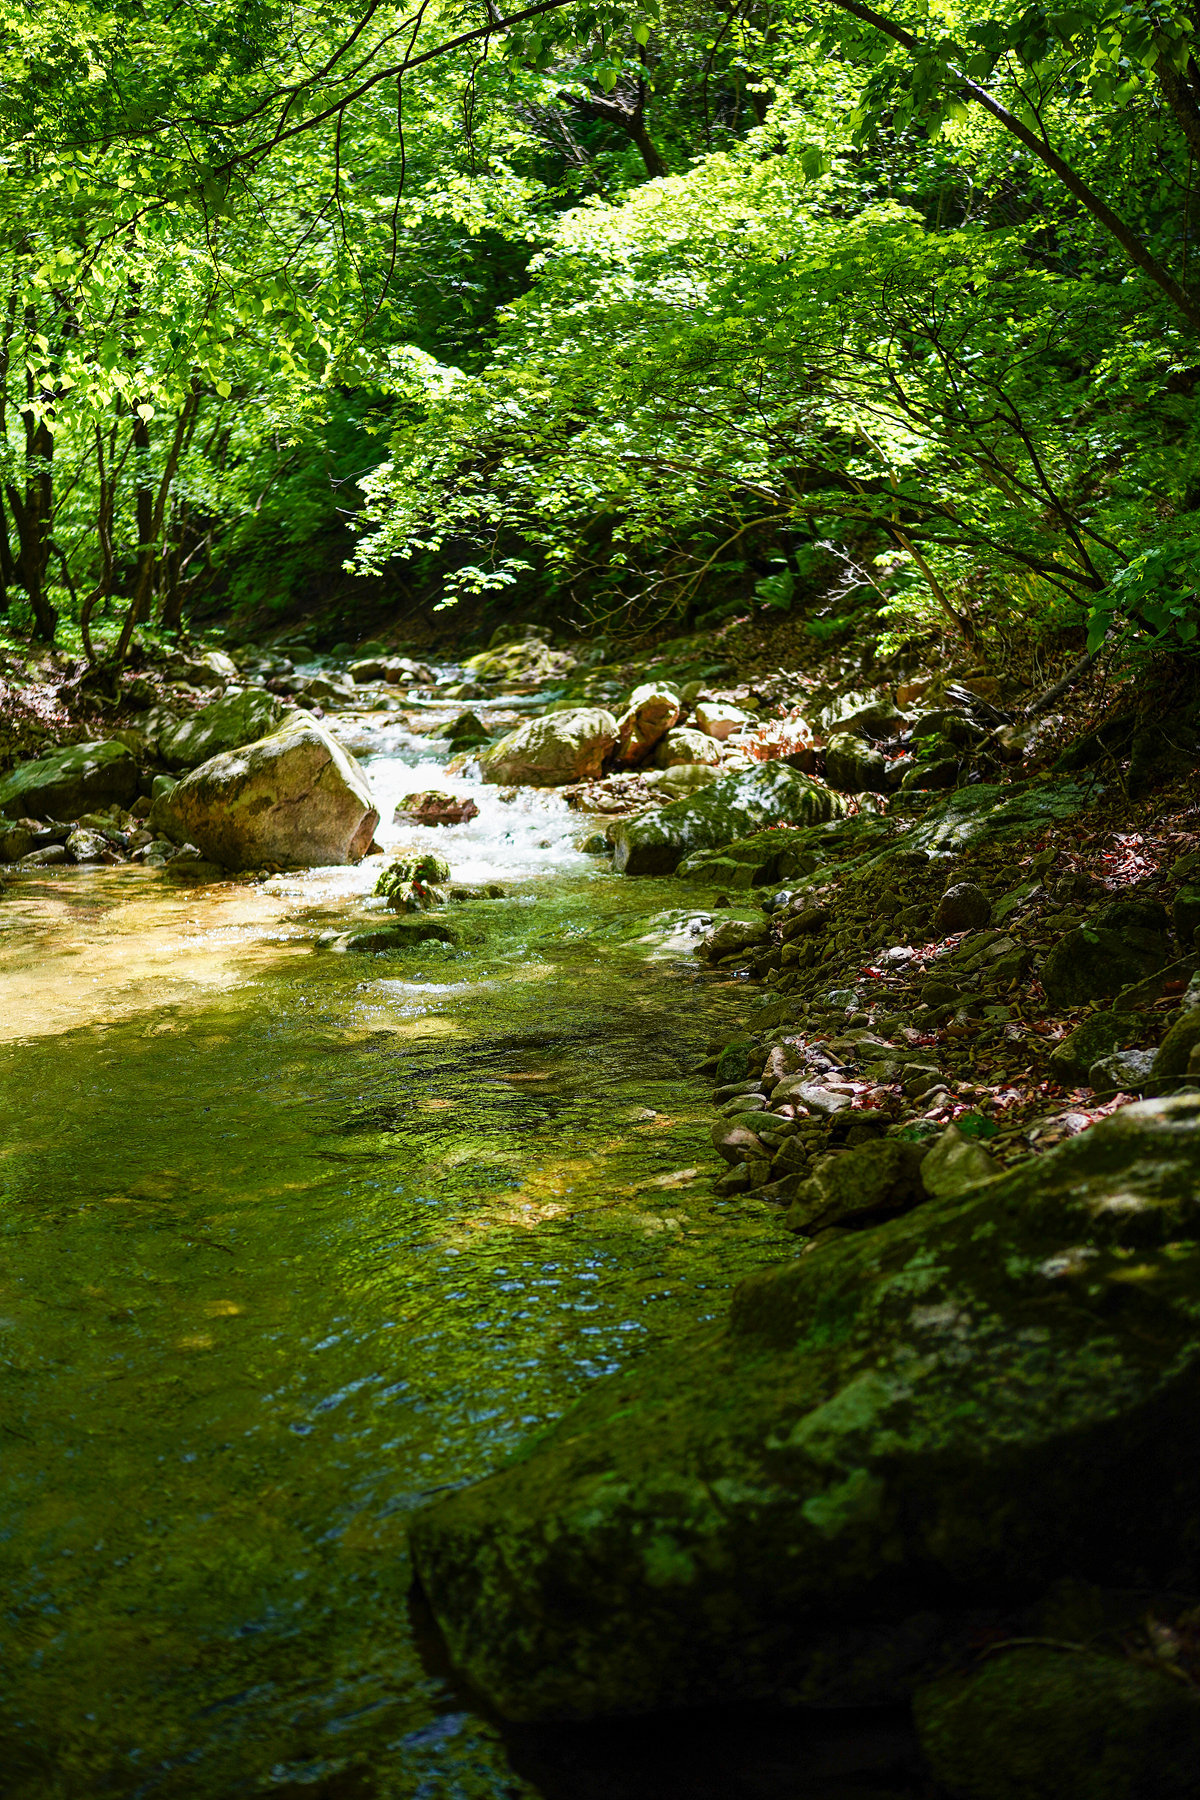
[0,733,805,1797]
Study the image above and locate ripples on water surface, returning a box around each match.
[0,725,917,1798]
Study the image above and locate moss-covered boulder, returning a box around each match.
[824,732,889,793]
[611,764,845,877]
[0,739,139,820]
[159,689,283,770]
[1041,923,1170,1008]
[914,1646,1200,1799]
[679,829,821,888]
[411,1095,1200,1721]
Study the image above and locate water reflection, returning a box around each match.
[0,726,920,1797]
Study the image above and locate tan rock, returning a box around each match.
[479,707,618,786]
[653,727,722,769]
[694,700,750,741]
[168,714,379,870]
[615,683,681,766]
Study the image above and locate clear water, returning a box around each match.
[2,722,859,1798]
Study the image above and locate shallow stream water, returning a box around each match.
[0,724,917,1798]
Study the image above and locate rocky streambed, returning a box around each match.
[3,630,1200,1798]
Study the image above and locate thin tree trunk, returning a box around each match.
[114,394,198,663]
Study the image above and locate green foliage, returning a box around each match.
[3,0,1200,665]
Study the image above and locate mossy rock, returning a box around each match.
[914,1646,1200,1799]
[1049,1011,1142,1085]
[411,1096,1200,1722]
[1152,1010,1200,1080]
[374,853,451,900]
[679,829,821,888]
[611,764,846,877]
[0,739,139,820]
[159,689,283,771]
[1041,925,1170,1009]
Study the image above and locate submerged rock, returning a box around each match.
[480,708,618,786]
[0,740,139,821]
[159,689,284,771]
[337,921,458,952]
[411,1095,1200,1721]
[611,763,844,876]
[167,715,378,870]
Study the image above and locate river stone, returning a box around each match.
[914,1645,1200,1800]
[410,1094,1200,1721]
[920,1124,1002,1196]
[693,701,749,740]
[710,1119,769,1165]
[65,828,113,864]
[783,1139,927,1234]
[0,740,138,821]
[480,708,618,786]
[699,917,770,962]
[615,683,680,767]
[823,733,888,793]
[651,764,721,801]
[1040,923,1170,1008]
[611,763,845,877]
[436,710,491,747]
[1,826,34,861]
[1088,1048,1157,1095]
[167,715,379,870]
[1049,1011,1142,1085]
[158,689,284,771]
[935,882,993,935]
[653,728,722,769]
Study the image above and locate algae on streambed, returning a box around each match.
[0,859,798,1798]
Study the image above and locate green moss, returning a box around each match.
[915,1647,1200,1799]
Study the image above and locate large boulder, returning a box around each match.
[611,762,844,876]
[411,1095,1200,1722]
[159,690,284,771]
[479,708,618,786]
[167,714,378,870]
[0,740,138,820]
[615,683,680,767]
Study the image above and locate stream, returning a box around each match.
[0,720,915,1799]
